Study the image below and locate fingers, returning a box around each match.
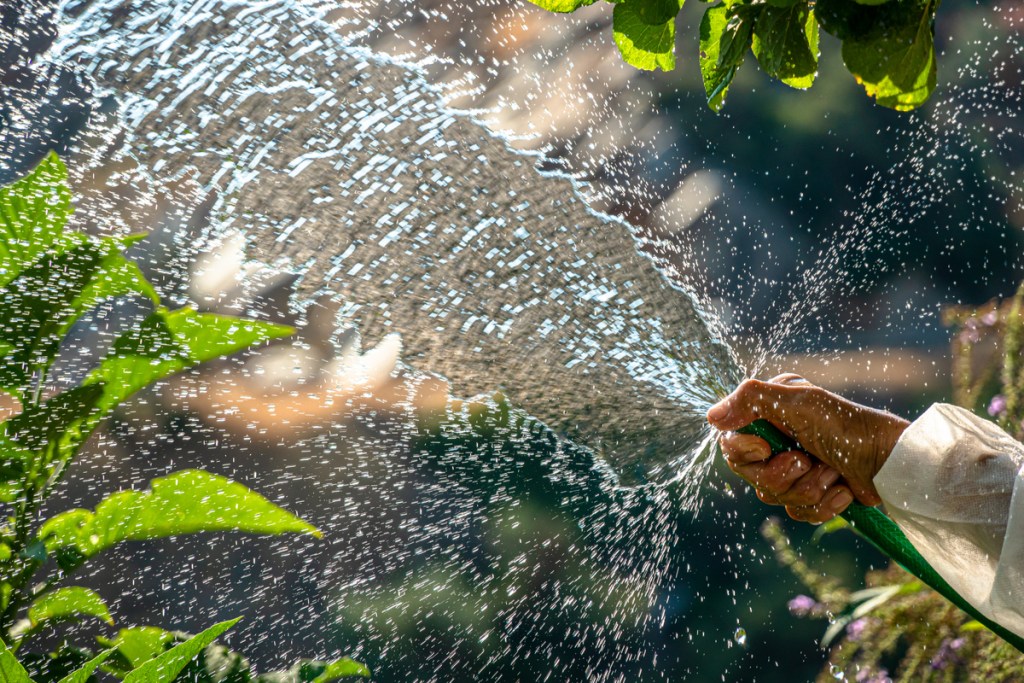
[786,485,854,524]
[723,433,847,510]
[707,378,818,432]
[720,432,771,465]
[774,463,841,507]
[727,449,810,498]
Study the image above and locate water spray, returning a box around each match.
[738,418,1024,653]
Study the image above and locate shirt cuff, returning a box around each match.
[873,403,1024,636]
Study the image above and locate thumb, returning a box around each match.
[707,379,810,433]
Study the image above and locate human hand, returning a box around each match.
[707,374,910,523]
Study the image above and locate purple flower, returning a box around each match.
[855,668,891,683]
[988,395,1008,417]
[982,310,999,326]
[959,328,981,344]
[846,617,868,641]
[787,594,819,617]
[930,637,966,670]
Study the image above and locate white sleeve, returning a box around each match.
[874,403,1024,638]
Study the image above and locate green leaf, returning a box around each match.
[0,637,33,683]
[308,660,370,682]
[4,384,103,454]
[849,584,902,619]
[0,443,31,504]
[0,235,157,396]
[0,152,72,289]
[613,0,678,71]
[633,0,683,25]
[123,619,238,683]
[839,0,937,110]
[813,0,863,40]
[40,469,320,560]
[255,659,370,683]
[527,0,598,11]
[0,384,106,501]
[99,628,173,672]
[85,307,294,421]
[751,3,818,89]
[699,4,753,111]
[28,586,113,627]
[101,627,254,683]
[56,649,115,683]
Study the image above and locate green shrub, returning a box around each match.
[0,153,368,683]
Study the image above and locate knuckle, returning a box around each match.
[737,378,769,399]
[770,373,808,386]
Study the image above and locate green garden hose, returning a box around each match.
[737,419,1024,653]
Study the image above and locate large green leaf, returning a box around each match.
[751,3,818,89]
[5,307,295,494]
[527,0,598,11]
[123,619,238,683]
[839,0,937,110]
[28,587,113,627]
[56,649,115,683]
[0,637,32,683]
[307,660,370,682]
[0,152,71,289]
[20,646,112,683]
[85,307,293,420]
[40,469,320,560]
[632,0,683,25]
[613,0,678,71]
[699,4,754,111]
[98,628,172,672]
[255,659,370,683]
[101,626,253,683]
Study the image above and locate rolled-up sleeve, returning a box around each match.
[874,403,1024,637]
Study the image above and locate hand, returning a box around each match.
[707,374,910,523]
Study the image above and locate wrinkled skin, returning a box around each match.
[707,374,910,523]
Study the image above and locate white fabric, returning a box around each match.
[874,403,1024,637]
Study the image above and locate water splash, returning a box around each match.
[57,0,741,491]
[8,1,750,680]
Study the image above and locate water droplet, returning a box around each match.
[830,664,845,680]
[733,627,747,646]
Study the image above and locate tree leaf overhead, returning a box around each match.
[613,0,678,71]
[752,3,818,89]
[526,0,942,110]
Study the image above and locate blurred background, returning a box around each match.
[2,0,1023,680]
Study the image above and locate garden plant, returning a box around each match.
[527,0,939,111]
[0,153,368,682]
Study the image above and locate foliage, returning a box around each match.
[943,283,1024,441]
[763,519,1024,682]
[0,154,368,681]
[527,0,939,112]
[761,290,1024,681]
